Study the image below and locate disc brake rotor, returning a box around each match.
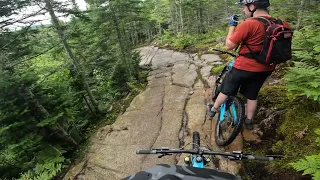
[220,114,234,139]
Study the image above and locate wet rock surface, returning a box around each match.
[64,46,246,180]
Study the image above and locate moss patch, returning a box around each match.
[258,86,289,108]
[211,65,225,74]
[245,84,320,179]
[272,103,320,165]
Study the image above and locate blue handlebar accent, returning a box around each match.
[228,60,235,67]
[192,156,204,168]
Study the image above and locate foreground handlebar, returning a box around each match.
[136,149,196,154]
[136,148,276,161]
[245,155,274,161]
[136,149,157,154]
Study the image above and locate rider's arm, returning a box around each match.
[227,20,251,50]
[225,26,237,50]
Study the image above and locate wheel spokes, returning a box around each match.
[219,116,234,140]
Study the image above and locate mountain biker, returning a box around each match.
[208,0,291,130]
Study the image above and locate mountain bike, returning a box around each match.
[124,131,276,180]
[211,60,246,146]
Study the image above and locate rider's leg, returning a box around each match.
[208,68,241,118]
[246,99,257,120]
[240,71,272,129]
[245,99,257,130]
[208,92,228,117]
[213,92,228,109]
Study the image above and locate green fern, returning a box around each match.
[285,62,320,101]
[286,24,320,102]
[291,154,320,179]
[20,145,67,180]
[290,130,320,179]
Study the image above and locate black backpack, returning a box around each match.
[240,17,293,65]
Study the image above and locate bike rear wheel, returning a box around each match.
[215,96,245,146]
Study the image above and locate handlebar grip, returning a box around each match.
[136,149,157,154]
[246,155,274,161]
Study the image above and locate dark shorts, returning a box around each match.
[219,67,272,100]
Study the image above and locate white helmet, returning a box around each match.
[238,0,270,7]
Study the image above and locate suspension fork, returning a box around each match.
[219,97,238,124]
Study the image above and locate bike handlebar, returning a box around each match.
[136,149,157,154]
[136,148,275,161]
[245,155,274,161]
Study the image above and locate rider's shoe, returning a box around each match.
[207,104,217,119]
[245,118,254,130]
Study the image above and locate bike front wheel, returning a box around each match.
[215,96,245,146]
[192,131,200,149]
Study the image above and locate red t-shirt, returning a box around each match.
[229,16,290,72]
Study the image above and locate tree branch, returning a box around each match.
[30,63,68,90]
[8,42,62,68]
[0,22,36,50]
[0,7,46,29]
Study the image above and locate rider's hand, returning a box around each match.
[229,14,240,27]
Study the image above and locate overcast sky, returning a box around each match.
[3,0,87,30]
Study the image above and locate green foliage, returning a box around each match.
[20,146,68,180]
[0,0,148,179]
[157,31,197,49]
[290,130,320,180]
[284,24,320,102]
[172,33,197,50]
[285,62,320,101]
[292,25,320,63]
[156,28,226,51]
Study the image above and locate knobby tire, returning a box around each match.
[192,131,200,150]
[215,96,245,146]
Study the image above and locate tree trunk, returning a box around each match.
[83,95,96,116]
[110,5,128,65]
[295,0,305,30]
[173,0,179,34]
[198,1,205,34]
[179,0,184,34]
[44,0,100,113]
[130,23,135,45]
[169,1,176,34]
[158,23,162,35]
[134,21,139,43]
[207,9,210,28]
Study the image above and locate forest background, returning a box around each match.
[0,0,319,179]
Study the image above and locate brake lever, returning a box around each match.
[158,153,172,158]
[226,151,243,161]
